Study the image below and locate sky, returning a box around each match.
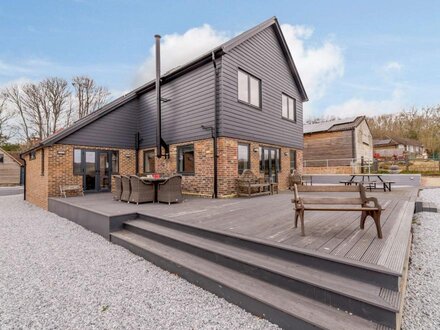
[1,0,440,120]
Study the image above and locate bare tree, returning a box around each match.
[42,77,70,133]
[0,94,13,145]
[71,76,110,119]
[3,85,31,142]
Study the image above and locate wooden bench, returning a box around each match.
[292,184,383,238]
[60,184,84,198]
[236,170,271,197]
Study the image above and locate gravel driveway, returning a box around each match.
[0,195,278,330]
[402,188,440,329]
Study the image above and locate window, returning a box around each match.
[41,149,45,176]
[111,151,119,174]
[238,69,261,108]
[237,143,250,174]
[0,154,3,163]
[282,94,296,121]
[29,151,36,160]
[143,150,155,173]
[177,144,195,175]
[290,150,297,173]
[73,149,82,175]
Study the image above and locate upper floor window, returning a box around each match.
[238,143,250,174]
[177,144,195,175]
[282,94,296,122]
[0,154,3,163]
[238,69,261,108]
[143,150,155,173]
[29,151,36,160]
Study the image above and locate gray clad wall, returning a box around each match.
[138,61,217,148]
[60,98,139,149]
[220,25,304,149]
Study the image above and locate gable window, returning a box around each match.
[73,149,82,175]
[238,143,250,174]
[177,144,195,175]
[0,154,3,163]
[111,151,119,174]
[238,69,261,108]
[143,150,155,173]
[282,94,296,122]
[290,150,297,173]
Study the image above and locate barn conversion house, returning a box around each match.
[21,17,307,209]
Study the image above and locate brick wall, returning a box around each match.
[26,144,135,209]
[26,149,49,209]
[139,139,214,197]
[217,137,303,196]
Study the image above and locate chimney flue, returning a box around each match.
[155,34,162,158]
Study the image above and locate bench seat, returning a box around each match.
[292,184,383,238]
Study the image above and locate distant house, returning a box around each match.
[0,147,23,186]
[20,17,308,209]
[303,116,373,174]
[373,137,425,159]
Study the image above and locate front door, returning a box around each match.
[82,150,111,192]
[262,147,280,183]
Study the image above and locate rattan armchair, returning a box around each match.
[112,175,122,201]
[157,175,183,204]
[121,175,131,202]
[129,175,155,204]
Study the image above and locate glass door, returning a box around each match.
[84,151,97,191]
[99,151,110,191]
[261,147,280,183]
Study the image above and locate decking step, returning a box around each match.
[111,229,379,330]
[135,214,401,291]
[123,219,399,327]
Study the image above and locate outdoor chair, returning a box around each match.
[129,175,155,204]
[112,175,122,201]
[157,175,183,204]
[120,175,131,202]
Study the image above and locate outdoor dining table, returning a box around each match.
[140,176,169,202]
[346,174,393,192]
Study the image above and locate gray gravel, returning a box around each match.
[402,188,440,329]
[0,195,278,330]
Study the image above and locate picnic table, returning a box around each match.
[341,174,394,192]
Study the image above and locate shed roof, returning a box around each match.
[304,116,365,134]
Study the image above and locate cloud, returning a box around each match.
[322,88,405,118]
[135,24,229,86]
[134,22,345,101]
[280,24,344,100]
[383,61,402,72]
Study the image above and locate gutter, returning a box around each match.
[19,153,26,200]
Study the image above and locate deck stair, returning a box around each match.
[110,215,405,330]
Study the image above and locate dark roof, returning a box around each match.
[373,136,423,147]
[22,16,307,155]
[304,116,365,134]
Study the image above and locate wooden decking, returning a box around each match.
[50,187,417,274]
[48,187,417,329]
